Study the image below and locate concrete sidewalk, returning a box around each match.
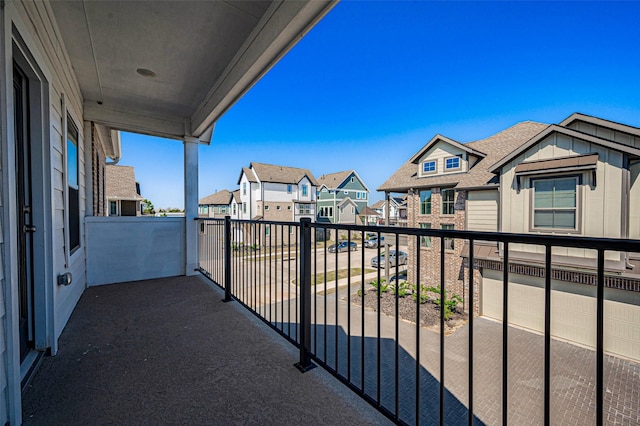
[22,276,391,425]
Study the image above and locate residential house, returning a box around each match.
[370,196,407,226]
[316,170,370,224]
[379,121,549,304]
[358,206,381,227]
[199,190,232,218]
[106,165,144,216]
[237,162,318,243]
[475,113,640,362]
[0,1,333,423]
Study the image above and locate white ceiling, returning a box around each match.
[51,1,335,141]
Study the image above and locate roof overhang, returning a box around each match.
[409,134,487,164]
[50,1,337,142]
[560,113,640,138]
[491,125,640,173]
[514,153,599,176]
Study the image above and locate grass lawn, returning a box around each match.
[294,267,375,286]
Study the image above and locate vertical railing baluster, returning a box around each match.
[295,218,315,372]
[596,248,604,426]
[440,236,445,426]
[376,231,381,406]
[502,242,509,426]
[361,230,365,393]
[347,230,352,383]
[223,216,232,302]
[395,232,400,420]
[544,245,551,426]
[416,234,421,425]
[468,239,474,426]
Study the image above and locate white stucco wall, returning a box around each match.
[86,217,185,286]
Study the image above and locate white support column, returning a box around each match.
[83,121,94,216]
[184,137,199,276]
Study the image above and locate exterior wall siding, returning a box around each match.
[466,190,498,232]
[417,144,468,177]
[567,121,640,149]
[500,132,624,261]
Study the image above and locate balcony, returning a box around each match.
[23,218,640,425]
[22,275,389,425]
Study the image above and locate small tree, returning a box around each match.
[142,198,156,215]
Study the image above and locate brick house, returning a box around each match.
[379,122,548,306]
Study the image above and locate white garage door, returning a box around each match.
[481,269,640,361]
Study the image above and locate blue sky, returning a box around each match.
[119,1,640,209]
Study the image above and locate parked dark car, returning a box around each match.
[364,236,384,248]
[328,241,357,253]
[371,250,408,268]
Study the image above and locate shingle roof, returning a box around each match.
[106,165,143,200]
[232,190,241,203]
[370,200,385,209]
[199,190,232,206]
[359,206,380,217]
[250,162,318,186]
[317,170,352,188]
[378,121,548,192]
[241,167,258,183]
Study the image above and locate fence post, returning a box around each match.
[223,215,233,303]
[295,217,316,372]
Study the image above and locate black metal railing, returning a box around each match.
[197,217,640,426]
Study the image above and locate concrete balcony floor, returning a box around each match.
[22,276,390,425]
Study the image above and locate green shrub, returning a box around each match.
[412,284,463,320]
[391,281,413,297]
[369,278,390,294]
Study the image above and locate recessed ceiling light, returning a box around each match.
[136,68,156,78]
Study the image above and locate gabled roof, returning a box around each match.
[317,170,370,192]
[337,197,356,208]
[490,124,640,173]
[237,167,258,184]
[199,189,232,206]
[379,121,548,192]
[249,162,318,186]
[559,112,640,138]
[106,165,144,200]
[370,200,385,209]
[358,206,380,217]
[231,190,241,203]
[408,134,486,164]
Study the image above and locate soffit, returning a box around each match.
[50,1,335,140]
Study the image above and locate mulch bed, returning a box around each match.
[349,289,468,334]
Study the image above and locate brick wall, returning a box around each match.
[407,188,471,311]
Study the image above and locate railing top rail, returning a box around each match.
[195,217,640,252]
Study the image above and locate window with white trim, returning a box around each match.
[287,184,292,193]
[242,182,247,195]
[532,176,578,230]
[67,115,80,252]
[419,223,431,248]
[420,190,432,214]
[302,185,308,197]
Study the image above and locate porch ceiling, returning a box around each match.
[50,1,335,141]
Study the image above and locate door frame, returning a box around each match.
[1,11,54,424]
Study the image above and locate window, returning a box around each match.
[110,200,117,216]
[442,224,454,250]
[441,189,455,215]
[242,182,247,195]
[423,160,436,174]
[265,226,270,236]
[344,190,348,194]
[302,185,308,197]
[445,156,461,171]
[287,184,292,193]
[351,177,354,183]
[532,176,578,230]
[287,206,291,210]
[356,192,360,199]
[67,115,80,252]
[233,204,237,215]
[276,205,281,210]
[351,206,355,214]
[419,190,432,215]
[419,223,432,248]
[362,192,367,199]
[243,203,246,213]
[264,205,269,211]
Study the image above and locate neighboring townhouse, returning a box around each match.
[370,196,408,226]
[237,162,318,243]
[105,165,144,216]
[473,113,640,362]
[230,190,242,220]
[379,121,548,304]
[198,190,232,218]
[316,170,370,224]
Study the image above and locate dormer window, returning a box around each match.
[302,185,308,197]
[445,156,461,171]
[423,160,436,175]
